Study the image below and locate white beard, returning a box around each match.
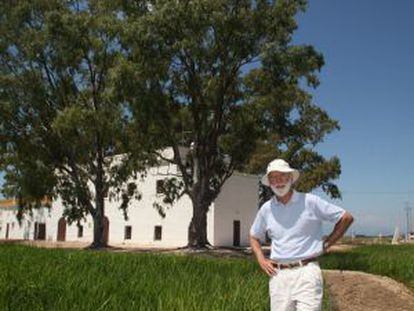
[271,180,292,197]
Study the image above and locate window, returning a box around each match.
[156,180,164,194]
[124,226,132,240]
[154,226,162,241]
[78,225,83,238]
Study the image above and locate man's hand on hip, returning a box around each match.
[258,258,278,277]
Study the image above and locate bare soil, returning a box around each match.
[323,270,414,311]
[327,244,358,252]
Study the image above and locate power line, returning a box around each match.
[341,191,414,195]
[313,189,414,197]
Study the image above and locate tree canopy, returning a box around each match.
[116,0,341,247]
[0,0,159,247]
[1,0,342,248]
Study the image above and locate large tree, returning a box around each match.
[118,0,341,248]
[0,0,157,248]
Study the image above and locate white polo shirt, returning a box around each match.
[250,191,346,263]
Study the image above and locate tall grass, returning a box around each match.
[0,244,269,311]
[320,244,414,290]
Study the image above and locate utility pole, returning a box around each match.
[412,203,414,236]
[404,202,412,241]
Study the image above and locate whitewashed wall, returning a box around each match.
[0,206,51,240]
[0,155,258,248]
[213,173,259,247]
[104,164,195,247]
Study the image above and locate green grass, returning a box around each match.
[319,244,414,290]
[322,280,333,311]
[4,244,383,310]
[4,243,413,310]
[0,244,269,311]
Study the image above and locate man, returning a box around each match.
[250,159,354,311]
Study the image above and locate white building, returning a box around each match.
[0,158,259,248]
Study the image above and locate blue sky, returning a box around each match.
[294,0,414,235]
[1,1,413,236]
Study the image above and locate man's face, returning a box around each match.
[268,171,292,188]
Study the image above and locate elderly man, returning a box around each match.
[250,159,354,311]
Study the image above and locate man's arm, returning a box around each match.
[249,234,277,276]
[323,211,354,252]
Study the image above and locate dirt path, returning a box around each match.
[323,270,414,311]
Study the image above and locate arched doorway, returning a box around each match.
[57,217,67,241]
[103,216,109,244]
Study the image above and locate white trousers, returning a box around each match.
[269,262,323,311]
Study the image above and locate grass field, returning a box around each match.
[4,244,412,310]
[320,244,414,290]
[0,244,269,311]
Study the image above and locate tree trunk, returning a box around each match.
[90,155,107,248]
[90,209,107,248]
[90,139,108,248]
[188,199,210,248]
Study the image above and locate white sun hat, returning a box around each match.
[261,159,300,186]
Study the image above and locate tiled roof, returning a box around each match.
[0,198,52,209]
[0,199,18,208]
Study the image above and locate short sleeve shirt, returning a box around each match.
[250,191,346,263]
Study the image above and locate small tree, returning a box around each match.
[118,0,341,248]
[0,0,156,248]
[246,138,342,207]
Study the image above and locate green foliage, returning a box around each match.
[124,0,339,193]
[153,177,186,218]
[116,0,342,245]
[1,0,344,247]
[0,1,159,245]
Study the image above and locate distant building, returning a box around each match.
[0,151,259,248]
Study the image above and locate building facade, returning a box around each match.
[0,164,259,248]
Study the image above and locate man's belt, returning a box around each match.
[272,257,319,270]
